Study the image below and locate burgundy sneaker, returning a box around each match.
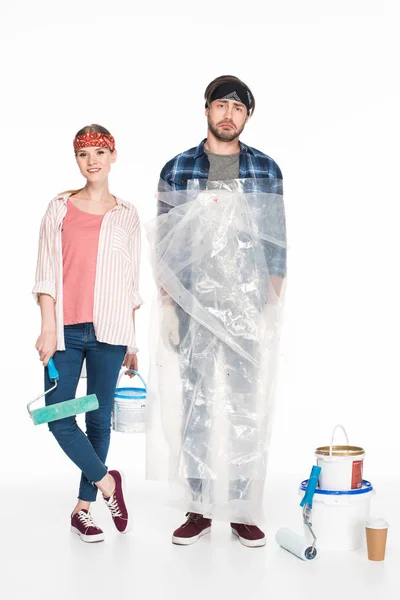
[70,509,104,543]
[103,470,129,533]
[231,523,266,547]
[172,512,212,545]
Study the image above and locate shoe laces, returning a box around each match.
[185,512,202,523]
[105,495,123,518]
[77,511,98,529]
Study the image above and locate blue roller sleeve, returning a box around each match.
[47,357,60,382]
[300,465,322,508]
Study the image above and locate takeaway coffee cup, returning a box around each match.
[365,518,389,561]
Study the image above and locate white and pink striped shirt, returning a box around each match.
[32,193,143,353]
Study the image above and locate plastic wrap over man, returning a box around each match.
[146,76,287,548]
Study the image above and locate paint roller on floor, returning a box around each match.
[275,465,322,561]
[27,358,99,425]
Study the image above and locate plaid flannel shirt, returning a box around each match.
[158,139,286,277]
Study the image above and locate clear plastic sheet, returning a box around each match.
[145,179,286,524]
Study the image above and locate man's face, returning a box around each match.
[206,99,249,142]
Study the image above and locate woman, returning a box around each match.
[32,125,142,543]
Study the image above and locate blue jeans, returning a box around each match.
[44,323,126,502]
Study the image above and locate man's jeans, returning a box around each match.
[44,323,126,501]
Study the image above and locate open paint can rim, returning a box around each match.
[315,445,365,457]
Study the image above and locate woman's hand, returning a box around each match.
[123,353,138,378]
[35,331,57,366]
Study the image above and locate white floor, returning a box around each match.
[5,436,400,600]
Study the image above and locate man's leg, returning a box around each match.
[223,345,266,547]
[172,322,215,545]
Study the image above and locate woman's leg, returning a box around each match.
[78,323,126,502]
[45,325,109,506]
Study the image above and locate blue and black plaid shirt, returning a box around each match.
[158,139,286,276]
[159,138,282,192]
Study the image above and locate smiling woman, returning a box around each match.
[61,124,116,196]
[32,122,143,544]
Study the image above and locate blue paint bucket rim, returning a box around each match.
[300,479,373,496]
[115,387,146,400]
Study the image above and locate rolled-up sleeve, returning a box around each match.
[264,207,287,277]
[265,243,287,277]
[32,211,56,304]
[130,215,143,310]
[127,218,142,354]
[262,187,287,278]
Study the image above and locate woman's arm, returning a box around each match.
[33,205,57,366]
[35,293,57,366]
[123,212,143,378]
[32,209,57,304]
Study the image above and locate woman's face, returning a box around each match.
[75,146,117,183]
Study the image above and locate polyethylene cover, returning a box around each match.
[145,178,286,524]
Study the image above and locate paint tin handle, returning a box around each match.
[128,370,147,390]
[116,369,147,390]
[329,424,349,457]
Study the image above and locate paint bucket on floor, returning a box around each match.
[315,424,365,490]
[112,370,146,433]
[298,479,374,551]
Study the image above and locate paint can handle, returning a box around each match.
[329,424,349,457]
[116,369,147,390]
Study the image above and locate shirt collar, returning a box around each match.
[194,139,252,159]
[58,192,128,209]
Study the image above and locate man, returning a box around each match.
[148,75,286,547]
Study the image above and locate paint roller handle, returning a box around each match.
[47,357,60,382]
[300,465,321,508]
[27,357,59,418]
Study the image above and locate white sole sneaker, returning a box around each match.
[172,526,212,545]
[106,469,131,534]
[117,469,131,534]
[70,526,105,543]
[231,528,266,547]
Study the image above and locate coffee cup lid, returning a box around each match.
[365,517,389,529]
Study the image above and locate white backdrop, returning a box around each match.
[0,0,398,487]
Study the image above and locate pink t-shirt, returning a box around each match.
[62,200,104,325]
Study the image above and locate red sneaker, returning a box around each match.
[172,513,212,545]
[103,470,129,533]
[231,523,266,547]
[70,509,104,543]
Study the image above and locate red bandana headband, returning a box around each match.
[73,132,116,153]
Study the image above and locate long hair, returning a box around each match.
[204,75,255,117]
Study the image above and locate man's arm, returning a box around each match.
[270,275,284,297]
[157,161,174,216]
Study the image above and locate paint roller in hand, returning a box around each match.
[27,357,99,425]
[275,465,322,560]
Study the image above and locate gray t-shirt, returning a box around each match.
[205,149,240,182]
